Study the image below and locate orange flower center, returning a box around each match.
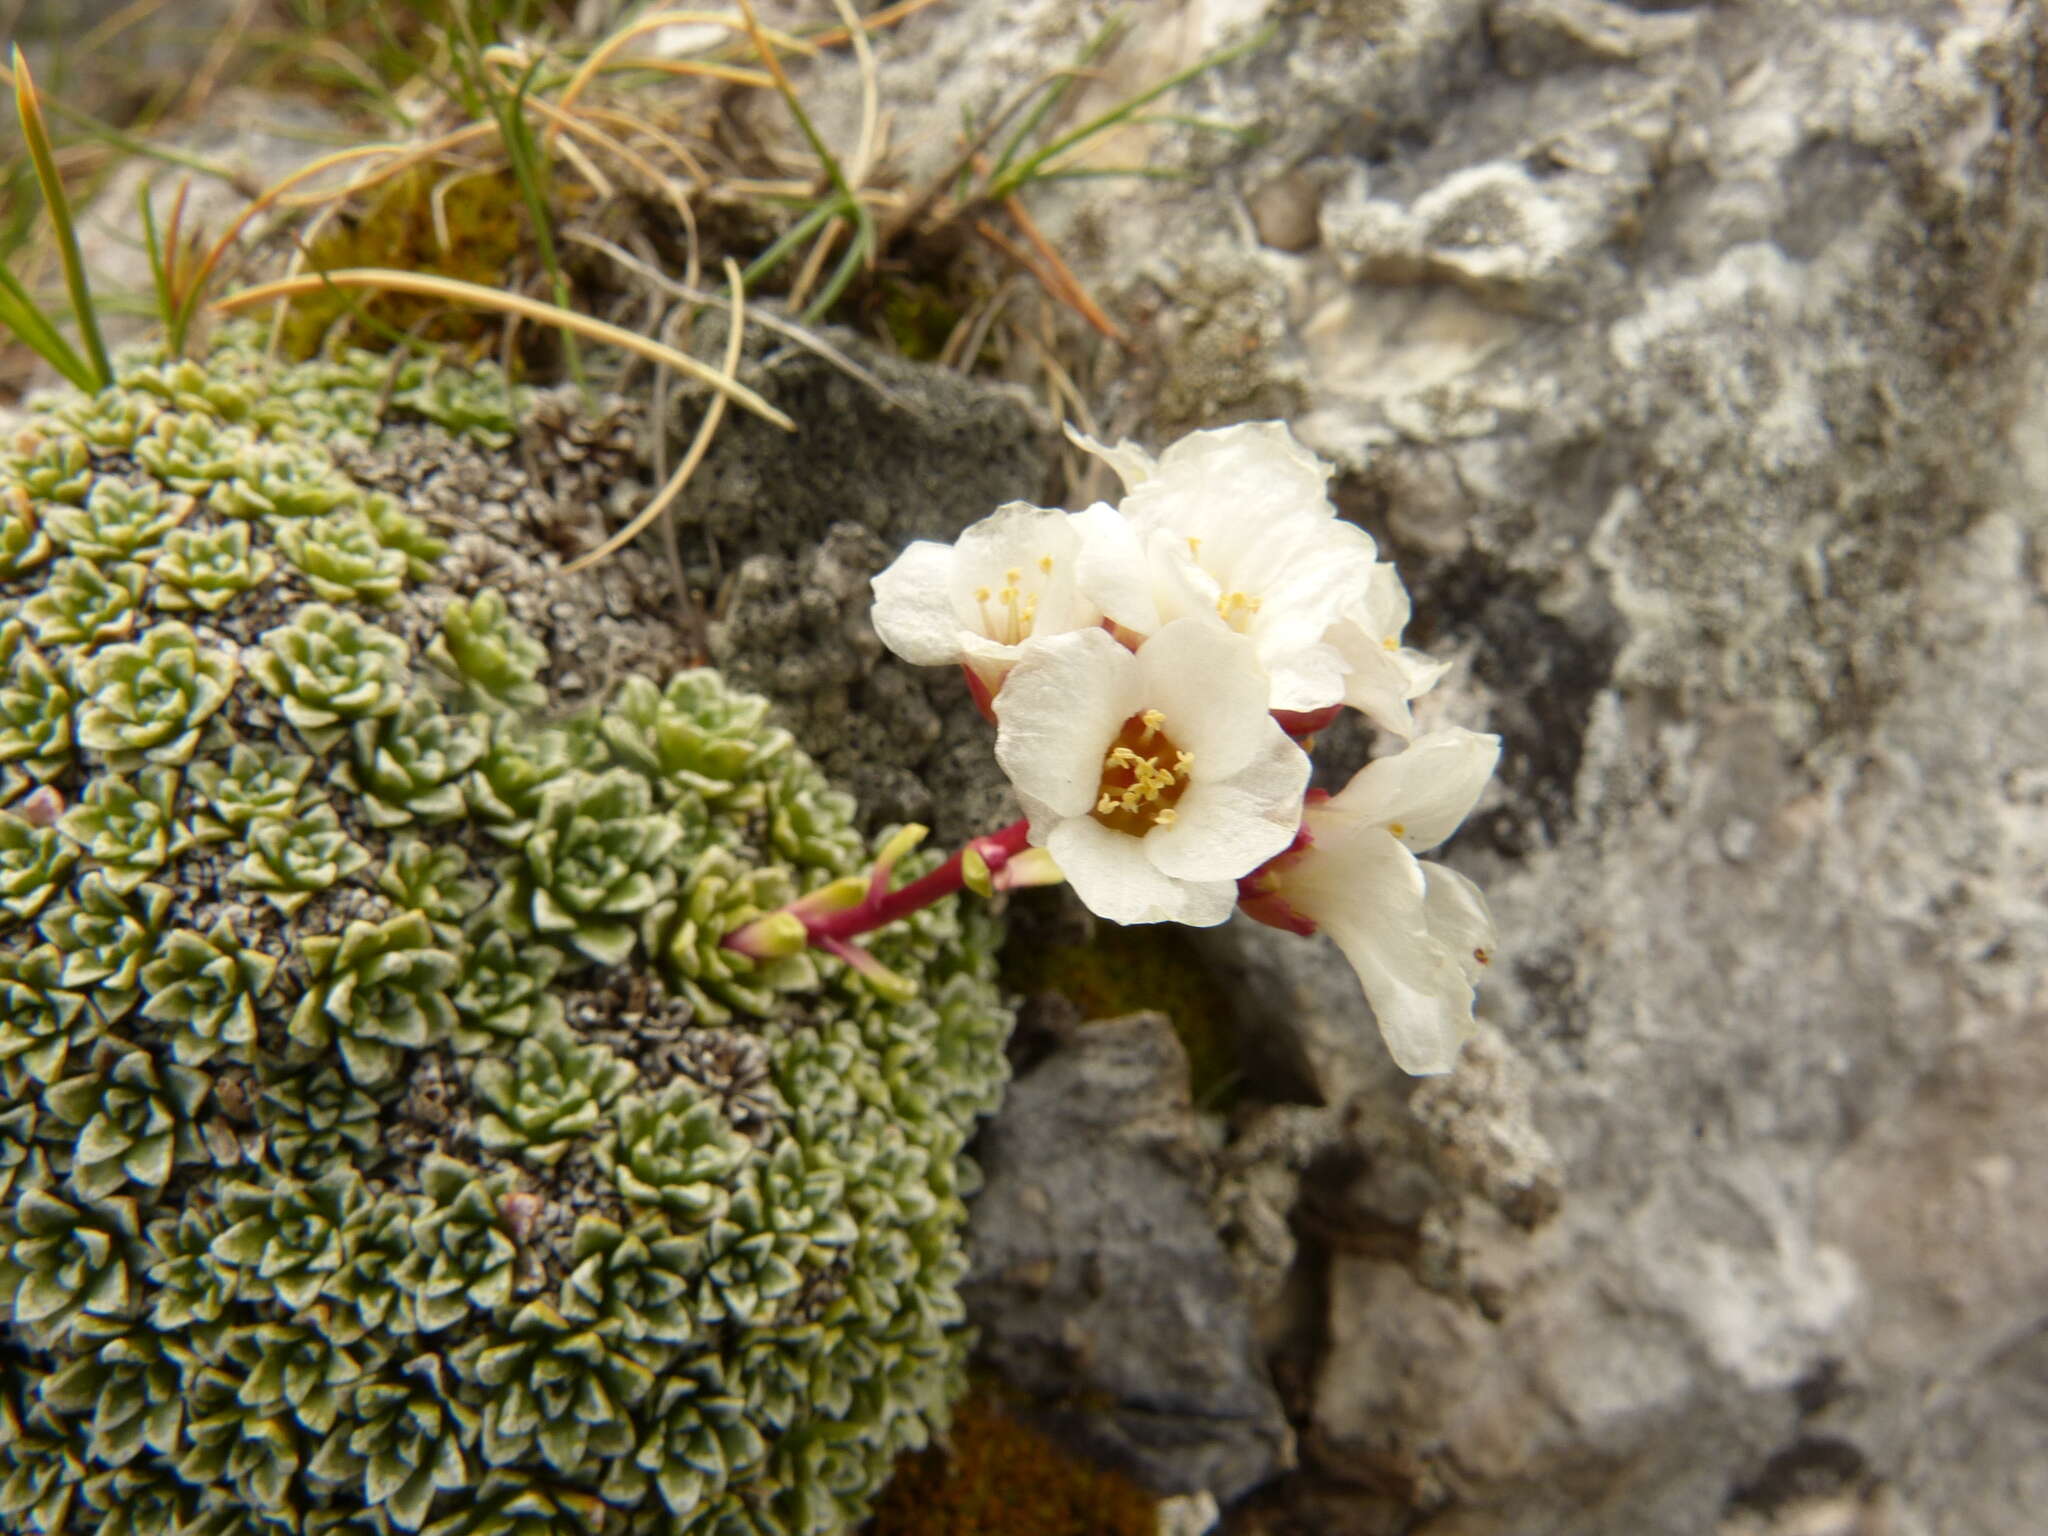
[1090,709,1193,837]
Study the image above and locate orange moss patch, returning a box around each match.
[869,1385,1156,1536]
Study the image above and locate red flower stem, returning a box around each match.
[801,818,1033,947]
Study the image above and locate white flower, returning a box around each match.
[1069,423,1379,713]
[1241,729,1499,1074]
[869,501,1105,696]
[1322,563,1451,739]
[994,618,1310,926]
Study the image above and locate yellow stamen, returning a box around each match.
[1038,554,1054,574]
[1389,822,1406,839]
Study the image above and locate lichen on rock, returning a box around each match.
[0,328,1012,1533]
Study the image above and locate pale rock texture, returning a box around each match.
[793,0,2048,1531]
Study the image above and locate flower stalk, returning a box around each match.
[723,820,1039,992]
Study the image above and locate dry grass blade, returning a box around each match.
[564,256,750,573]
[810,0,952,47]
[566,229,909,408]
[825,0,881,187]
[214,268,795,429]
[972,217,1121,344]
[996,188,1124,342]
[551,7,813,144]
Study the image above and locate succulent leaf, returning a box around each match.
[134,414,261,494]
[0,944,96,1088]
[137,916,275,1066]
[602,670,792,803]
[503,768,682,967]
[404,1154,521,1333]
[450,930,564,1051]
[152,521,277,613]
[76,622,239,765]
[6,428,95,502]
[601,1079,750,1222]
[43,1041,209,1198]
[275,509,409,605]
[0,806,79,927]
[257,1064,380,1178]
[188,742,316,838]
[42,478,191,562]
[21,556,147,647]
[645,847,818,1025]
[249,603,410,750]
[0,485,56,580]
[342,697,486,827]
[289,911,460,1087]
[309,1353,476,1529]
[0,1187,144,1344]
[233,806,370,915]
[471,1019,635,1167]
[0,621,76,778]
[377,839,488,942]
[58,766,190,893]
[426,591,547,713]
[210,1170,364,1312]
[453,1298,649,1475]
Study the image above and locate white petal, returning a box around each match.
[1064,424,1158,491]
[1123,422,1339,545]
[1324,729,1500,851]
[948,503,1094,646]
[1420,861,1498,986]
[1264,641,1351,715]
[870,541,966,666]
[1144,730,1308,881]
[1286,830,1475,1075]
[1070,503,1160,635]
[1333,637,1419,738]
[1334,921,1479,1076]
[994,629,1140,819]
[1134,618,1273,779]
[1013,787,1065,844]
[1235,519,1380,653]
[1358,561,1412,638]
[1048,816,1235,926]
[1141,530,1224,631]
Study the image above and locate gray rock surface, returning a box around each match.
[793,1,2048,1531]
[962,1009,1294,1502]
[691,346,1054,844]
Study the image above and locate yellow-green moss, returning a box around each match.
[1003,919,1242,1109]
[279,167,533,359]
[869,1383,1156,1536]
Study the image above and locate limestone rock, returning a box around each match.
[963,1011,1294,1502]
[809,0,2048,1530]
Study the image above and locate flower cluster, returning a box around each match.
[871,423,1500,1075]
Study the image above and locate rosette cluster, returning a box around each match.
[872,422,1500,1074]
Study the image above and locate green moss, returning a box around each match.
[0,336,1013,1534]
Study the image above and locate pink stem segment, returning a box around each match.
[807,818,1033,945]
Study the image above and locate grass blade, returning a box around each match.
[987,14,1126,185]
[0,264,99,391]
[564,257,748,572]
[986,20,1277,203]
[212,268,795,429]
[12,45,112,390]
